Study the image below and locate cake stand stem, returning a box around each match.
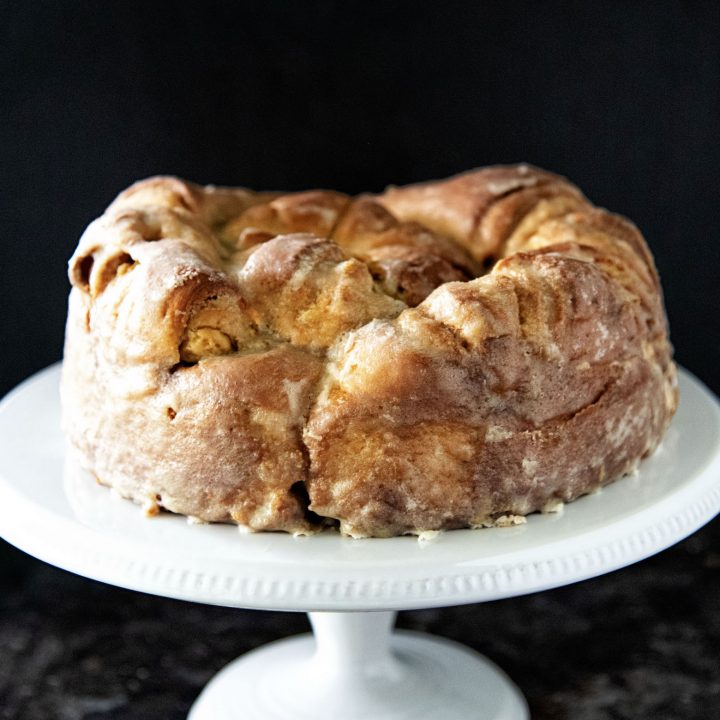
[188,609,529,720]
[308,610,399,679]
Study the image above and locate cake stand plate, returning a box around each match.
[1,365,719,719]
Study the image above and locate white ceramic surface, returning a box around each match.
[188,611,529,720]
[1,363,718,720]
[0,364,718,612]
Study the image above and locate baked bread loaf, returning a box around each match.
[61,165,678,537]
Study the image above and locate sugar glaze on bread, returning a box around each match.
[62,165,677,537]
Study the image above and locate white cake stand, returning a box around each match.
[1,365,719,720]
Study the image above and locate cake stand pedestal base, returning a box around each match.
[189,610,528,720]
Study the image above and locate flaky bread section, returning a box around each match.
[380,164,587,262]
[62,179,404,533]
[62,166,677,536]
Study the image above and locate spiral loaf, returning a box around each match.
[62,165,677,537]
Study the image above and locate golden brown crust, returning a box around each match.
[61,167,677,537]
[332,196,477,305]
[222,191,349,252]
[379,164,575,262]
[238,233,404,349]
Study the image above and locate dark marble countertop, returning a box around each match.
[1,518,718,720]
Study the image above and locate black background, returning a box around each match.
[1,2,719,718]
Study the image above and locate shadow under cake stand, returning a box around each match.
[1,365,719,719]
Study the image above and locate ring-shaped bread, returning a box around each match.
[62,165,677,537]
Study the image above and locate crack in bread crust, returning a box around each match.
[61,165,678,537]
